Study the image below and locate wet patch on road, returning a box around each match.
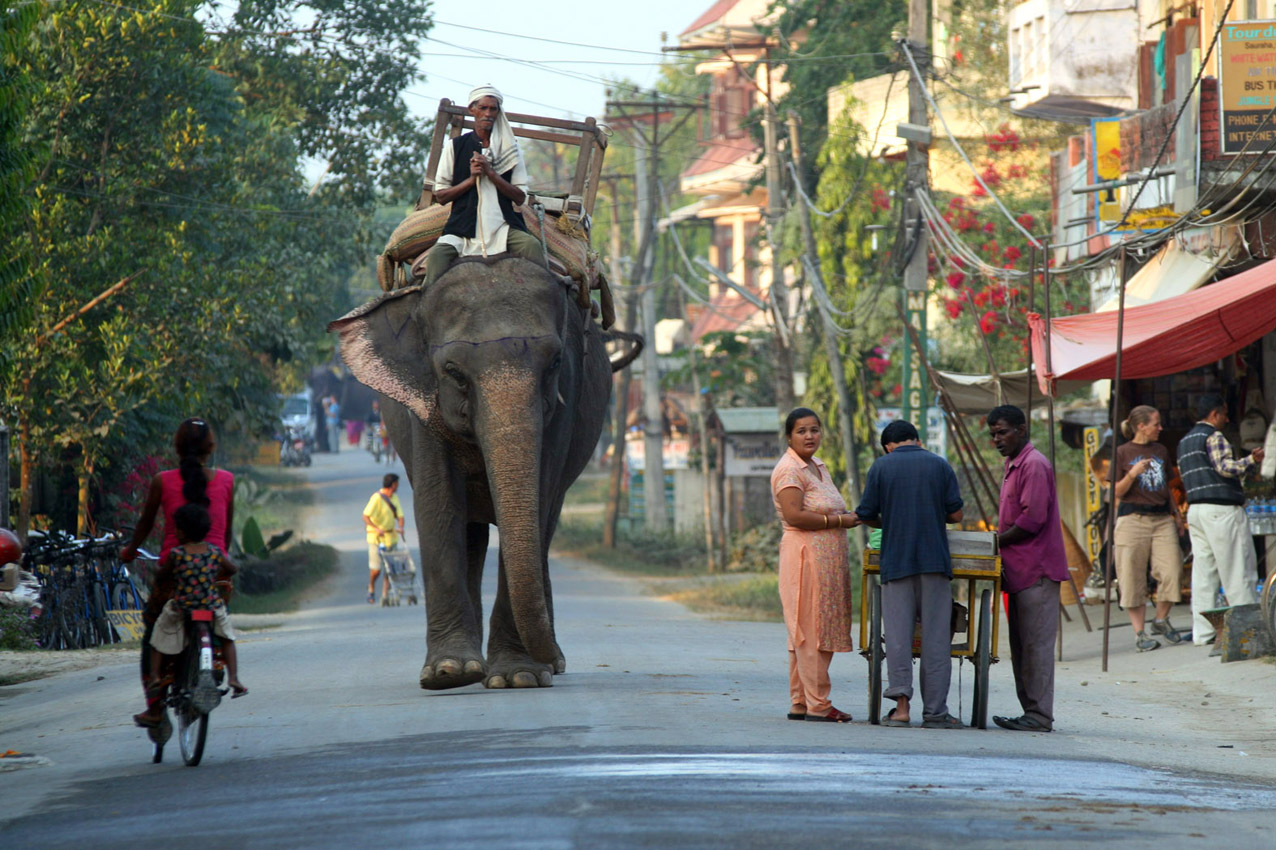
[6,730,1275,849]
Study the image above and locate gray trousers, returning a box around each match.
[881,573,953,719]
[422,229,545,285]
[1006,577,1060,729]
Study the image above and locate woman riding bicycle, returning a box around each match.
[121,418,236,725]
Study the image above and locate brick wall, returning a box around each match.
[1200,77,1221,163]
[1119,103,1176,172]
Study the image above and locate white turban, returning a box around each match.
[467,85,520,175]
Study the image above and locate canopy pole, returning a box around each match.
[1026,243,1035,440]
[1043,239,1064,660]
[1102,245,1130,673]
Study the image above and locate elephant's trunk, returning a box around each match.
[474,367,556,663]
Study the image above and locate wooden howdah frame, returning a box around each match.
[416,98,609,218]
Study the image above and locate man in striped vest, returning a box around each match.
[1176,394,1266,650]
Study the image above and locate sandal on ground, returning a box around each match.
[230,682,249,699]
[366,592,375,604]
[881,707,910,727]
[787,704,807,721]
[993,714,1051,732]
[921,713,966,730]
[805,707,852,723]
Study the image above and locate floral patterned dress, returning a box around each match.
[771,447,854,652]
[171,545,222,610]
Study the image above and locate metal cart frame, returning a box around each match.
[858,545,1002,728]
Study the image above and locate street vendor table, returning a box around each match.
[859,530,1001,728]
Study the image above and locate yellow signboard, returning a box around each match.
[1092,118,1122,224]
[1219,19,1276,154]
[1081,426,1103,569]
[107,609,147,641]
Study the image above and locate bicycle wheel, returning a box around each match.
[90,581,114,645]
[176,701,208,766]
[867,580,883,725]
[1262,578,1276,645]
[971,589,992,730]
[177,644,209,766]
[58,585,86,649]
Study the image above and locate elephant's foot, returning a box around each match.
[420,645,486,690]
[553,654,566,675]
[484,652,553,689]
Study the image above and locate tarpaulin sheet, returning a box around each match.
[1030,258,1276,396]
[931,369,1088,414]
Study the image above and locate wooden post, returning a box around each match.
[1102,246,1131,672]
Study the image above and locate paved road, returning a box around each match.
[3,448,1275,849]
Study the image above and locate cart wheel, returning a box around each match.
[380,596,389,607]
[971,588,992,729]
[1262,577,1276,646]
[868,579,883,725]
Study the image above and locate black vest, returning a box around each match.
[441,133,528,240]
[1177,422,1245,506]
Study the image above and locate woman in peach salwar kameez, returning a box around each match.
[770,407,857,723]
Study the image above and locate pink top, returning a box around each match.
[158,468,234,559]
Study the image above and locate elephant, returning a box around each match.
[329,256,640,689]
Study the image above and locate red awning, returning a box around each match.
[1030,257,1276,395]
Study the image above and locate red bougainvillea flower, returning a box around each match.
[979,310,998,334]
[973,290,989,307]
[980,164,1002,186]
[892,384,902,397]
[949,196,965,210]
[946,271,966,288]
[1016,213,1035,229]
[1003,245,1021,261]
[982,221,996,234]
[945,299,963,319]
[990,287,1007,308]
[866,356,890,375]
[971,182,987,197]
[950,255,965,269]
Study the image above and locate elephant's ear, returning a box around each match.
[328,286,437,424]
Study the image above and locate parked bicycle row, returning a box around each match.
[0,527,154,651]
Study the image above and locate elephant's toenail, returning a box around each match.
[486,675,507,689]
[464,660,484,675]
[511,671,539,688]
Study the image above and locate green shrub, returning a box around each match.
[232,540,339,613]
[0,607,38,651]
[676,575,783,621]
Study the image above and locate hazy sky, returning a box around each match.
[409,1,712,122]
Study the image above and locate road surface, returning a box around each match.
[3,448,1275,848]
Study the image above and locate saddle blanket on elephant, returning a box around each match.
[376,203,601,293]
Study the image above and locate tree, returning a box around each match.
[0,0,436,534]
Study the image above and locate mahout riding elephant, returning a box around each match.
[329,256,640,689]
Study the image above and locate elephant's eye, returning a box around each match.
[444,363,467,389]
[548,354,562,372]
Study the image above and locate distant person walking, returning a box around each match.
[1177,394,1265,649]
[325,395,341,454]
[363,473,405,604]
[770,407,856,723]
[987,405,1070,733]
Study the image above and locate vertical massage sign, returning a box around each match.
[1220,20,1276,154]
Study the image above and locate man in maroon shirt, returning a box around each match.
[988,405,1070,732]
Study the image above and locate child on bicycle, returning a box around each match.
[133,503,246,728]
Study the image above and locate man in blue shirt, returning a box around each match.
[854,420,964,729]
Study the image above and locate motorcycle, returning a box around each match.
[279,426,312,467]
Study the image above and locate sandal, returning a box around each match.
[921,713,966,729]
[132,711,162,728]
[805,707,852,723]
[367,592,375,604]
[230,682,249,699]
[881,707,910,727]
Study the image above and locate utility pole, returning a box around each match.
[787,112,864,544]
[900,0,930,443]
[605,94,696,533]
[599,174,635,549]
[763,47,797,419]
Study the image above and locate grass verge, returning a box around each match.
[233,540,340,614]
[667,575,784,622]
